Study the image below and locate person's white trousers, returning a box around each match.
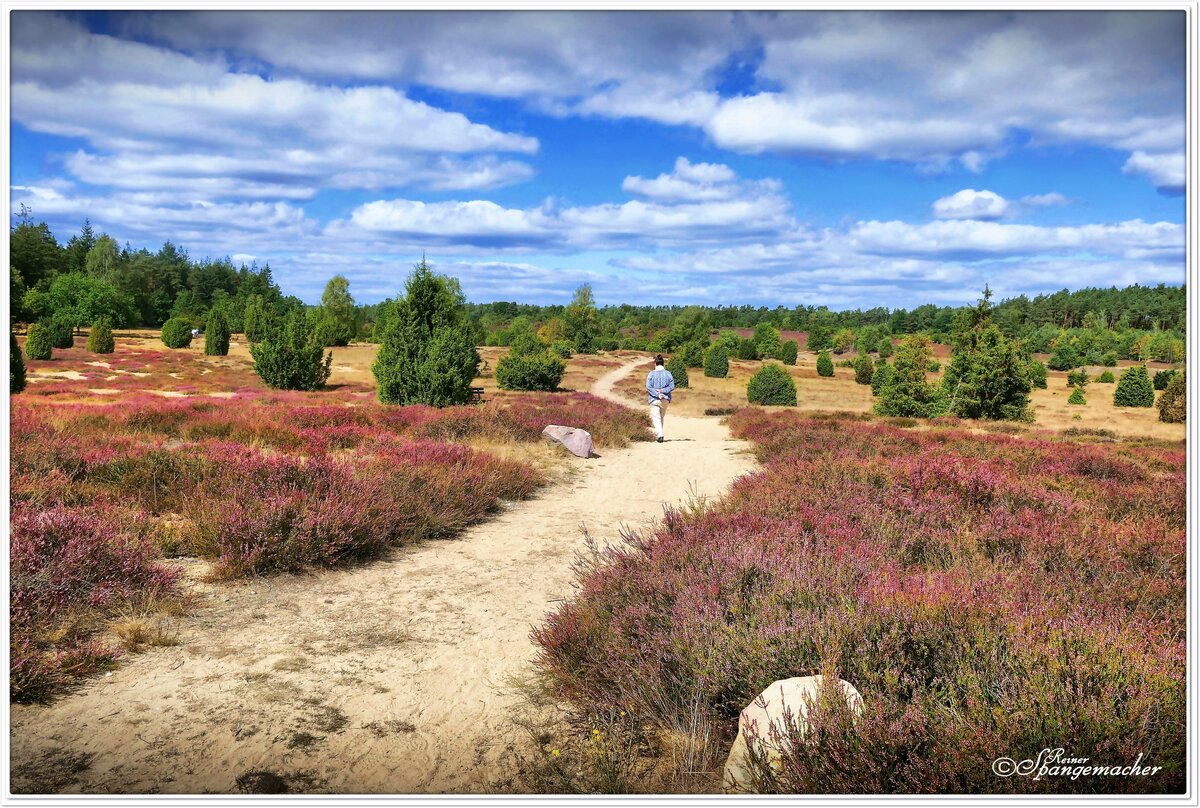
[649,399,669,439]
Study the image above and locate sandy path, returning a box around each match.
[9,360,754,795]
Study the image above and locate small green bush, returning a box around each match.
[927,359,941,373]
[1157,373,1185,423]
[734,338,758,361]
[495,351,565,391]
[1048,343,1083,370]
[1097,370,1115,384]
[1068,388,1087,405]
[677,341,706,368]
[161,317,193,349]
[747,363,796,406]
[205,308,231,356]
[24,323,52,361]
[251,311,332,391]
[854,353,874,385]
[816,350,834,377]
[1113,365,1155,408]
[11,330,26,392]
[877,339,893,358]
[48,316,75,349]
[875,335,946,418]
[1066,369,1089,388]
[1028,360,1048,389]
[1102,351,1118,367]
[870,360,894,396]
[665,357,689,388]
[1153,369,1177,391]
[703,344,729,378]
[777,340,798,366]
[86,317,115,354]
[550,340,573,359]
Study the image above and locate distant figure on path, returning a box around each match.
[646,354,675,443]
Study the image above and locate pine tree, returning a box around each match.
[11,329,27,392]
[250,310,332,391]
[941,287,1032,421]
[875,335,946,418]
[1113,365,1155,408]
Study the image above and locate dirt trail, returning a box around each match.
[10,359,755,795]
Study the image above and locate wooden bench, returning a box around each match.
[469,386,485,404]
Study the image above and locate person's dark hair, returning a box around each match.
[655,354,664,365]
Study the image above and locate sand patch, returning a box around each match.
[87,389,121,395]
[30,370,88,381]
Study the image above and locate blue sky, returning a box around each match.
[8,10,1187,308]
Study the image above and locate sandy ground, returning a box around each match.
[9,360,755,795]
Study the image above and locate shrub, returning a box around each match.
[777,339,798,366]
[161,317,193,348]
[85,317,115,353]
[853,353,874,385]
[875,335,946,418]
[704,344,729,378]
[753,323,782,360]
[927,359,941,373]
[747,363,796,406]
[373,259,480,406]
[11,330,26,392]
[806,325,833,352]
[816,350,834,377]
[24,323,52,360]
[204,308,231,356]
[677,340,706,368]
[1048,342,1083,370]
[48,315,75,349]
[243,295,270,342]
[251,310,332,391]
[1113,365,1155,408]
[551,340,574,359]
[1102,351,1119,367]
[1097,370,1115,383]
[876,338,893,359]
[496,351,565,392]
[870,360,894,396]
[941,302,1032,421]
[1029,360,1048,389]
[734,338,758,360]
[665,357,689,388]
[1068,388,1087,405]
[1153,369,1177,391]
[1067,369,1089,388]
[1157,373,1185,423]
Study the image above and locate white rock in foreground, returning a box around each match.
[722,675,863,793]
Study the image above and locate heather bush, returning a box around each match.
[816,350,834,377]
[251,310,332,391]
[536,411,1185,793]
[24,322,52,360]
[1097,370,1115,383]
[1068,388,1087,405]
[704,344,729,378]
[853,353,874,385]
[677,340,706,368]
[1067,368,1089,387]
[777,339,798,366]
[11,329,26,393]
[1153,369,1177,391]
[665,357,689,388]
[204,307,231,356]
[496,350,565,392]
[747,364,796,406]
[373,259,480,406]
[160,317,193,348]
[1028,360,1048,389]
[47,315,75,349]
[1157,373,1185,423]
[1114,365,1155,407]
[86,317,115,353]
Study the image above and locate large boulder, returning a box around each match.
[722,675,863,793]
[541,425,594,458]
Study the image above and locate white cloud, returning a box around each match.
[1122,151,1185,194]
[932,189,1010,221]
[621,157,764,203]
[1021,192,1070,207]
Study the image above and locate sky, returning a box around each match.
[7,9,1189,309]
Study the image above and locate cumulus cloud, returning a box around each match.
[1122,151,1185,195]
[932,189,1010,221]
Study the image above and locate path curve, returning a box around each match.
[10,361,754,794]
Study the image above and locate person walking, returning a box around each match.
[646,354,675,443]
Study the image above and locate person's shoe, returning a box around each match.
[657,437,664,443]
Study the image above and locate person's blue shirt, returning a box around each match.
[646,366,675,404]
